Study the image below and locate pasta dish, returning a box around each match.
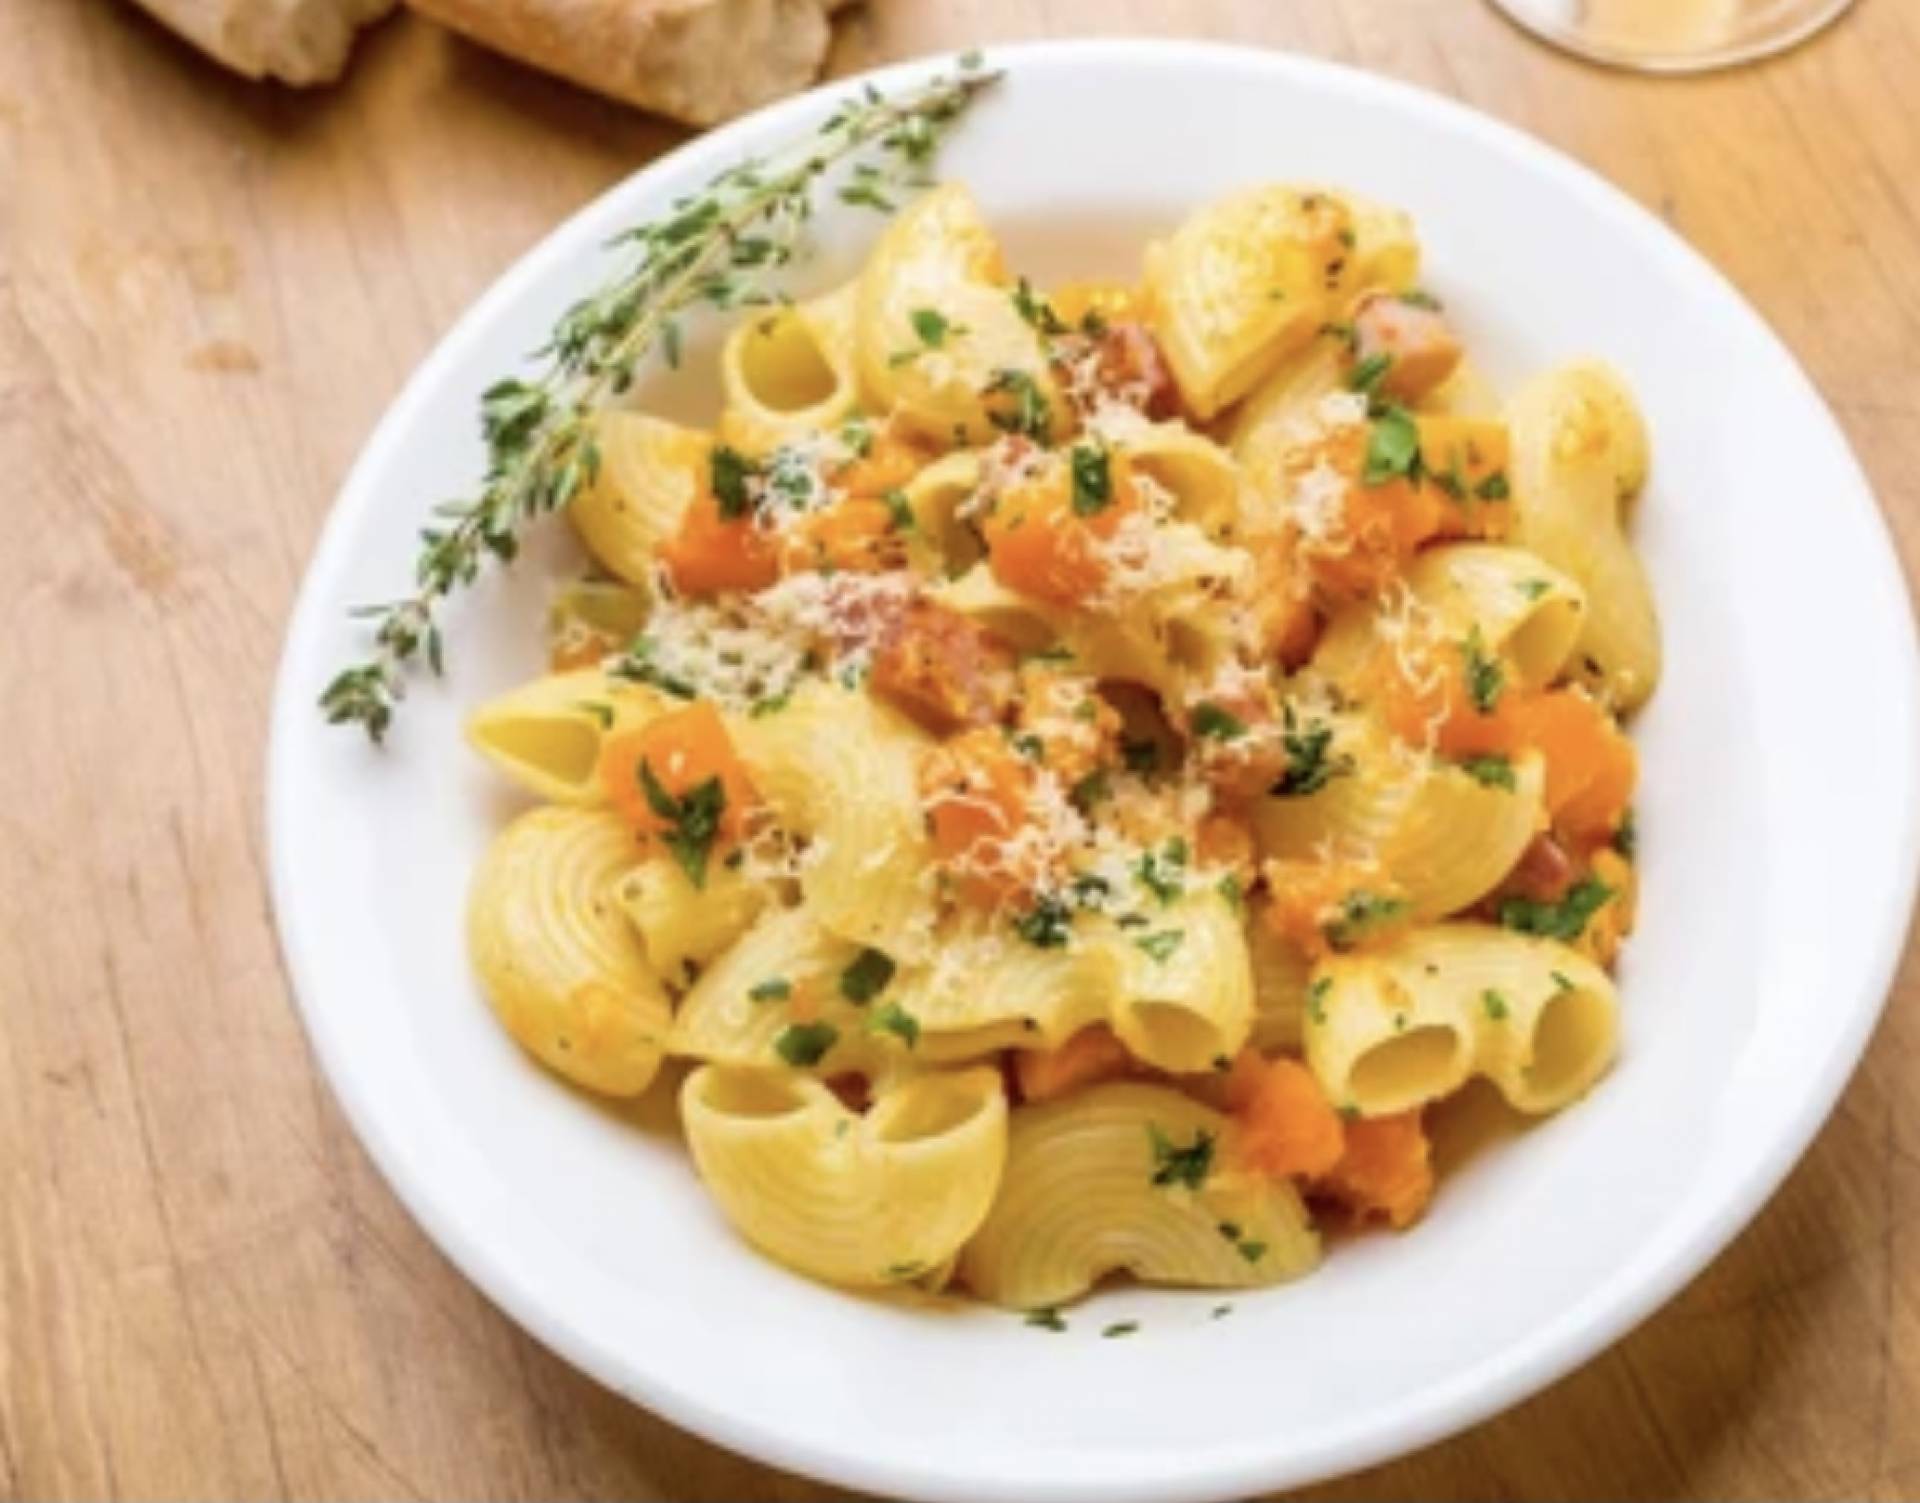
[461,181,1658,1311]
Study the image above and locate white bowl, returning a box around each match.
[267,39,1920,1503]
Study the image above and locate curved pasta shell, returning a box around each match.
[1336,190,1422,300]
[467,806,668,1096]
[1384,751,1547,920]
[669,904,882,1074]
[1116,418,1245,538]
[1251,713,1414,860]
[893,918,1115,1055]
[931,562,1059,653]
[1247,918,1313,1052]
[547,578,651,660]
[1307,923,1618,1117]
[730,682,937,960]
[958,1082,1319,1309]
[900,448,986,573]
[683,1064,1007,1287]
[465,669,666,805]
[1313,544,1588,692]
[1106,892,1255,1073]
[854,184,1063,445]
[1226,337,1348,507]
[568,411,708,584]
[717,282,861,455]
[1505,363,1661,710]
[1145,185,1355,420]
[1304,942,1478,1116]
[615,852,767,986]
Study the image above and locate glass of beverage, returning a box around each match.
[1485,0,1858,71]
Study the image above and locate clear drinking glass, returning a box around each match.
[1485,0,1859,72]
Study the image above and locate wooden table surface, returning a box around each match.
[5,0,1920,1498]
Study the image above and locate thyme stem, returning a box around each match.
[320,51,998,742]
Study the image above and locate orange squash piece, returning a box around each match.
[1225,1053,1347,1180]
[597,701,758,864]
[1319,1109,1434,1229]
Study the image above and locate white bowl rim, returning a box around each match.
[265,37,1920,1503]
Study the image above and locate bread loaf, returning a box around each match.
[405,0,844,126]
[129,0,397,84]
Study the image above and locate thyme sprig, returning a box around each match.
[320,52,999,741]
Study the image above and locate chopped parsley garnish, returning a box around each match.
[1147,1123,1215,1189]
[575,700,615,729]
[1189,701,1247,742]
[1551,970,1576,992]
[1070,442,1112,516]
[1102,1321,1139,1339]
[1462,627,1505,713]
[885,1260,927,1280]
[1476,471,1511,501]
[1135,928,1185,963]
[747,976,791,1003]
[1320,319,1357,351]
[1482,988,1510,1021]
[838,417,875,457]
[1307,976,1332,1026]
[1362,404,1422,485]
[1135,837,1189,905]
[1235,1238,1267,1264]
[868,999,921,1048]
[839,947,896,1004]
[1217,873,1245,913]
[1346,351,1393,397]
[638,762,727,889]
[883,487,915,532]
[1323,890,1408,951]
[1614,809,1638,859]
[1069,872,1112,910]
[1272,705,1351,797]
[1211,1304,1233,1320]
[613,636,697,698]
[1011,276,1067,335]
[749,689,792,718]
[1518,577,1552,601]
[1025,1306,1067,1332]
[1458,754,1517,791]
[909,306,955,348]
[1399,288,1443,310]
[773,1021,838,1067]
[1013,894,1074,949]
[1011,731,1046,761]
[1070,768,1112,809]
[709,444,756,519]
[1498,876,1614,941]
[983,368,1053,442]
[1121,736,1160,774]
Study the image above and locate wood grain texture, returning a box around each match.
[2,0,1917,1498]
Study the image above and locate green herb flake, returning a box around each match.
[1362,404,1422,486]
[1121,737,1160,774]
[1235,1239,1267,1264]
[1210,1304,1233,1320]
[1347,351,1394,397]
[839,947,897,1004]
[575,700,615,729]
[1070,768,1112,809]
[1400,289,1443,311]
[1323,890,1408,951]
[747,976,792,1003]
[1458,754,1516,791]
[1519,577,1552,601]
[638,762,727,889]
[883,488,915,532]
[1190,701,1247,742]
[1551,970,1577,992]
[1025,1306,1067,1332]
[773,1021,838,1067]
[1272,704,1352,797]
[868,999,921,1048]
[1462,627,1505,714]
[885,1260,927,1281]
[1135,838,1189,905]
[1070,442,1112,516]
[1498,876,1614,942]
[1217,873,1245,913]
[1307,976,1332,1026]
[1482,988,1510,1021]
[983,368,1053,442]
[1013,894,1074,949]
[1147,1123,1215,1189]
[710,444,756,519]
[909,306,955,348]
[1012,276,1067,336]
[1102,1321,1139,1339]
[1476,471,1511,501]
[1135,929,1185,963]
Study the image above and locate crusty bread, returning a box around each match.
[405,0,843,125]
[129,0,397,84]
